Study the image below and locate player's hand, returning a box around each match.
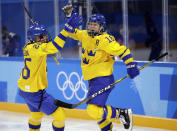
[64,13,83,33]
[126,62,139,79]
[62,4,74,18]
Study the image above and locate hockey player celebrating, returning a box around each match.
[62,5,139,131]
[18,13,82,131]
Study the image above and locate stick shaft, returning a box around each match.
[20,0,35,24]
[55,52,168,109]
[19,0,60,65]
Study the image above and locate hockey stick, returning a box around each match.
[19,0,59,65]
[19,0,35,24]
[54,52,168,109]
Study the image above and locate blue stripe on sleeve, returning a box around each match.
[58,33,67,41]
[119,48,127,58]
[122,54,132,62]
[126,62,135,66]
[52,41,62,51]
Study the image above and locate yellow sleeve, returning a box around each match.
[52,28,83,48]
[27,29,69,56]
[66,28,83,42]
[97,34,134,64]
[52,29,68,48]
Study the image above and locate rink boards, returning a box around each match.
[0,57,177,130]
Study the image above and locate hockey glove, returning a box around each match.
[64,13,82,33]
[126,62,139,79]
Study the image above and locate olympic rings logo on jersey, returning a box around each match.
[56,71,88,101]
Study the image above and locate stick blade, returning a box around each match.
[54,99,73,109]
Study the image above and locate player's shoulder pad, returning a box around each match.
[98,33,116,45]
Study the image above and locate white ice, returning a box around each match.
[0,111,169,131]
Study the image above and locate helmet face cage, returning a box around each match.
[27,24,49,42]
[87,14,106,37]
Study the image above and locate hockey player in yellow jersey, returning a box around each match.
[18,13,82,131]
[62,5,139,131]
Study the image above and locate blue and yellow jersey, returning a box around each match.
[66,29,134,80]
[18,29,68,92]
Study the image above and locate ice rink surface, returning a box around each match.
[0,111,170,131]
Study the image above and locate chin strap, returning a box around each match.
[87,25,105,38]
[87,30,102,38]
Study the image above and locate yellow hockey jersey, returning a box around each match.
[18,29,68,92]
[66,29,134,80]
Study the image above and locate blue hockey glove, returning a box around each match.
[64,13,83,33]
[126,62,140,79]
